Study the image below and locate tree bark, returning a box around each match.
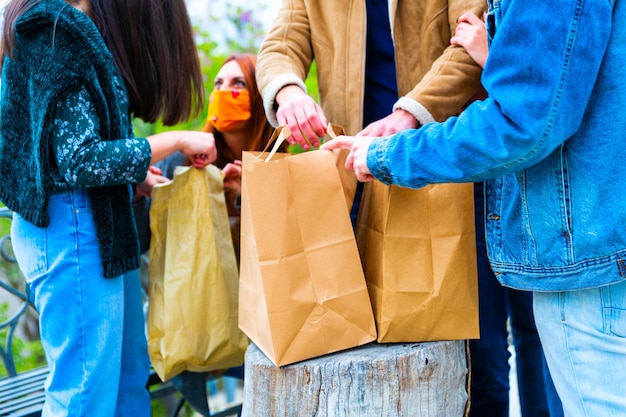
[242,340,469,417]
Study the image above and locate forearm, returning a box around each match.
[146,131,185,164]
[369,0,611,189]
[399,0,486,123]
[52,86,152,187]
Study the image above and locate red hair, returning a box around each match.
[204,53,277,168]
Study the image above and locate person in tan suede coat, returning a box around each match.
[256,0,486,146]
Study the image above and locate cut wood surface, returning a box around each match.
[242,340,469,417]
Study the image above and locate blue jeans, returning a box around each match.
[471,183,563,417]
[534,281,626,417]
[11,189,151,417]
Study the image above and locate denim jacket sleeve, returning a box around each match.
[368,0,614,188]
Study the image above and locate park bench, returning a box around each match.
[0,207,242,417]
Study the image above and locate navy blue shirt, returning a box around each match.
[352,0,399,226]
[363,0,398,126]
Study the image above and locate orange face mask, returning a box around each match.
[207,89,251,132]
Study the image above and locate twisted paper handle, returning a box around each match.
[261,123,345,162]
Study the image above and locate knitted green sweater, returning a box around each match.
[0,0,144,278]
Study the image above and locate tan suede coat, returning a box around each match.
[257,0,487,135]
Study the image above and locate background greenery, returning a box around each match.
[0,211,45,379]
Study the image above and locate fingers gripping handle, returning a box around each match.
[260,123,345,162]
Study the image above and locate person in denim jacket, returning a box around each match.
[323,0,626,415]
[452,13,563,417]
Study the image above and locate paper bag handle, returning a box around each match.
[324,123,344,140]
[259,126,292,162]
[260,123,345,162]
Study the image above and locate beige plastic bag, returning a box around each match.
[147,165,248,381]
[239,126,376,367]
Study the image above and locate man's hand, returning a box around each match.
[320,136,376,182]
[276,85,328,149]
[357,109,418,137]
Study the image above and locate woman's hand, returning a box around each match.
[178,132,217,168]
[222,160,242,195]
[451,12,488,68]
[148,131,217,168]
[134,166,169,201]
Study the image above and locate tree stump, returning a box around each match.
[241,341,469,417]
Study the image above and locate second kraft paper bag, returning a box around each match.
[239,126,376,367]
[356,181,479,343]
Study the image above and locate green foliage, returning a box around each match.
[0,217,22,286]
[0,303,45,379]
[0,210,46,379]
[305,61,319,103]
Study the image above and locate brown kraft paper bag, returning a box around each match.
[356,180,479,343]
[239,126,376,367]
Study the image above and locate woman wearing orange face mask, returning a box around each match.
[204,53,282,263]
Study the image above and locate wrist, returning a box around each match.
[164,131,185,153]
[393,97,434,127]
[276,84,305,107]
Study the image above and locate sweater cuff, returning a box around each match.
[393,97,435,127]
[262,74,308,127]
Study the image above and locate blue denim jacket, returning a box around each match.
[367,0,626,291]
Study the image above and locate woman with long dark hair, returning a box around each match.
[0,0,216,415]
